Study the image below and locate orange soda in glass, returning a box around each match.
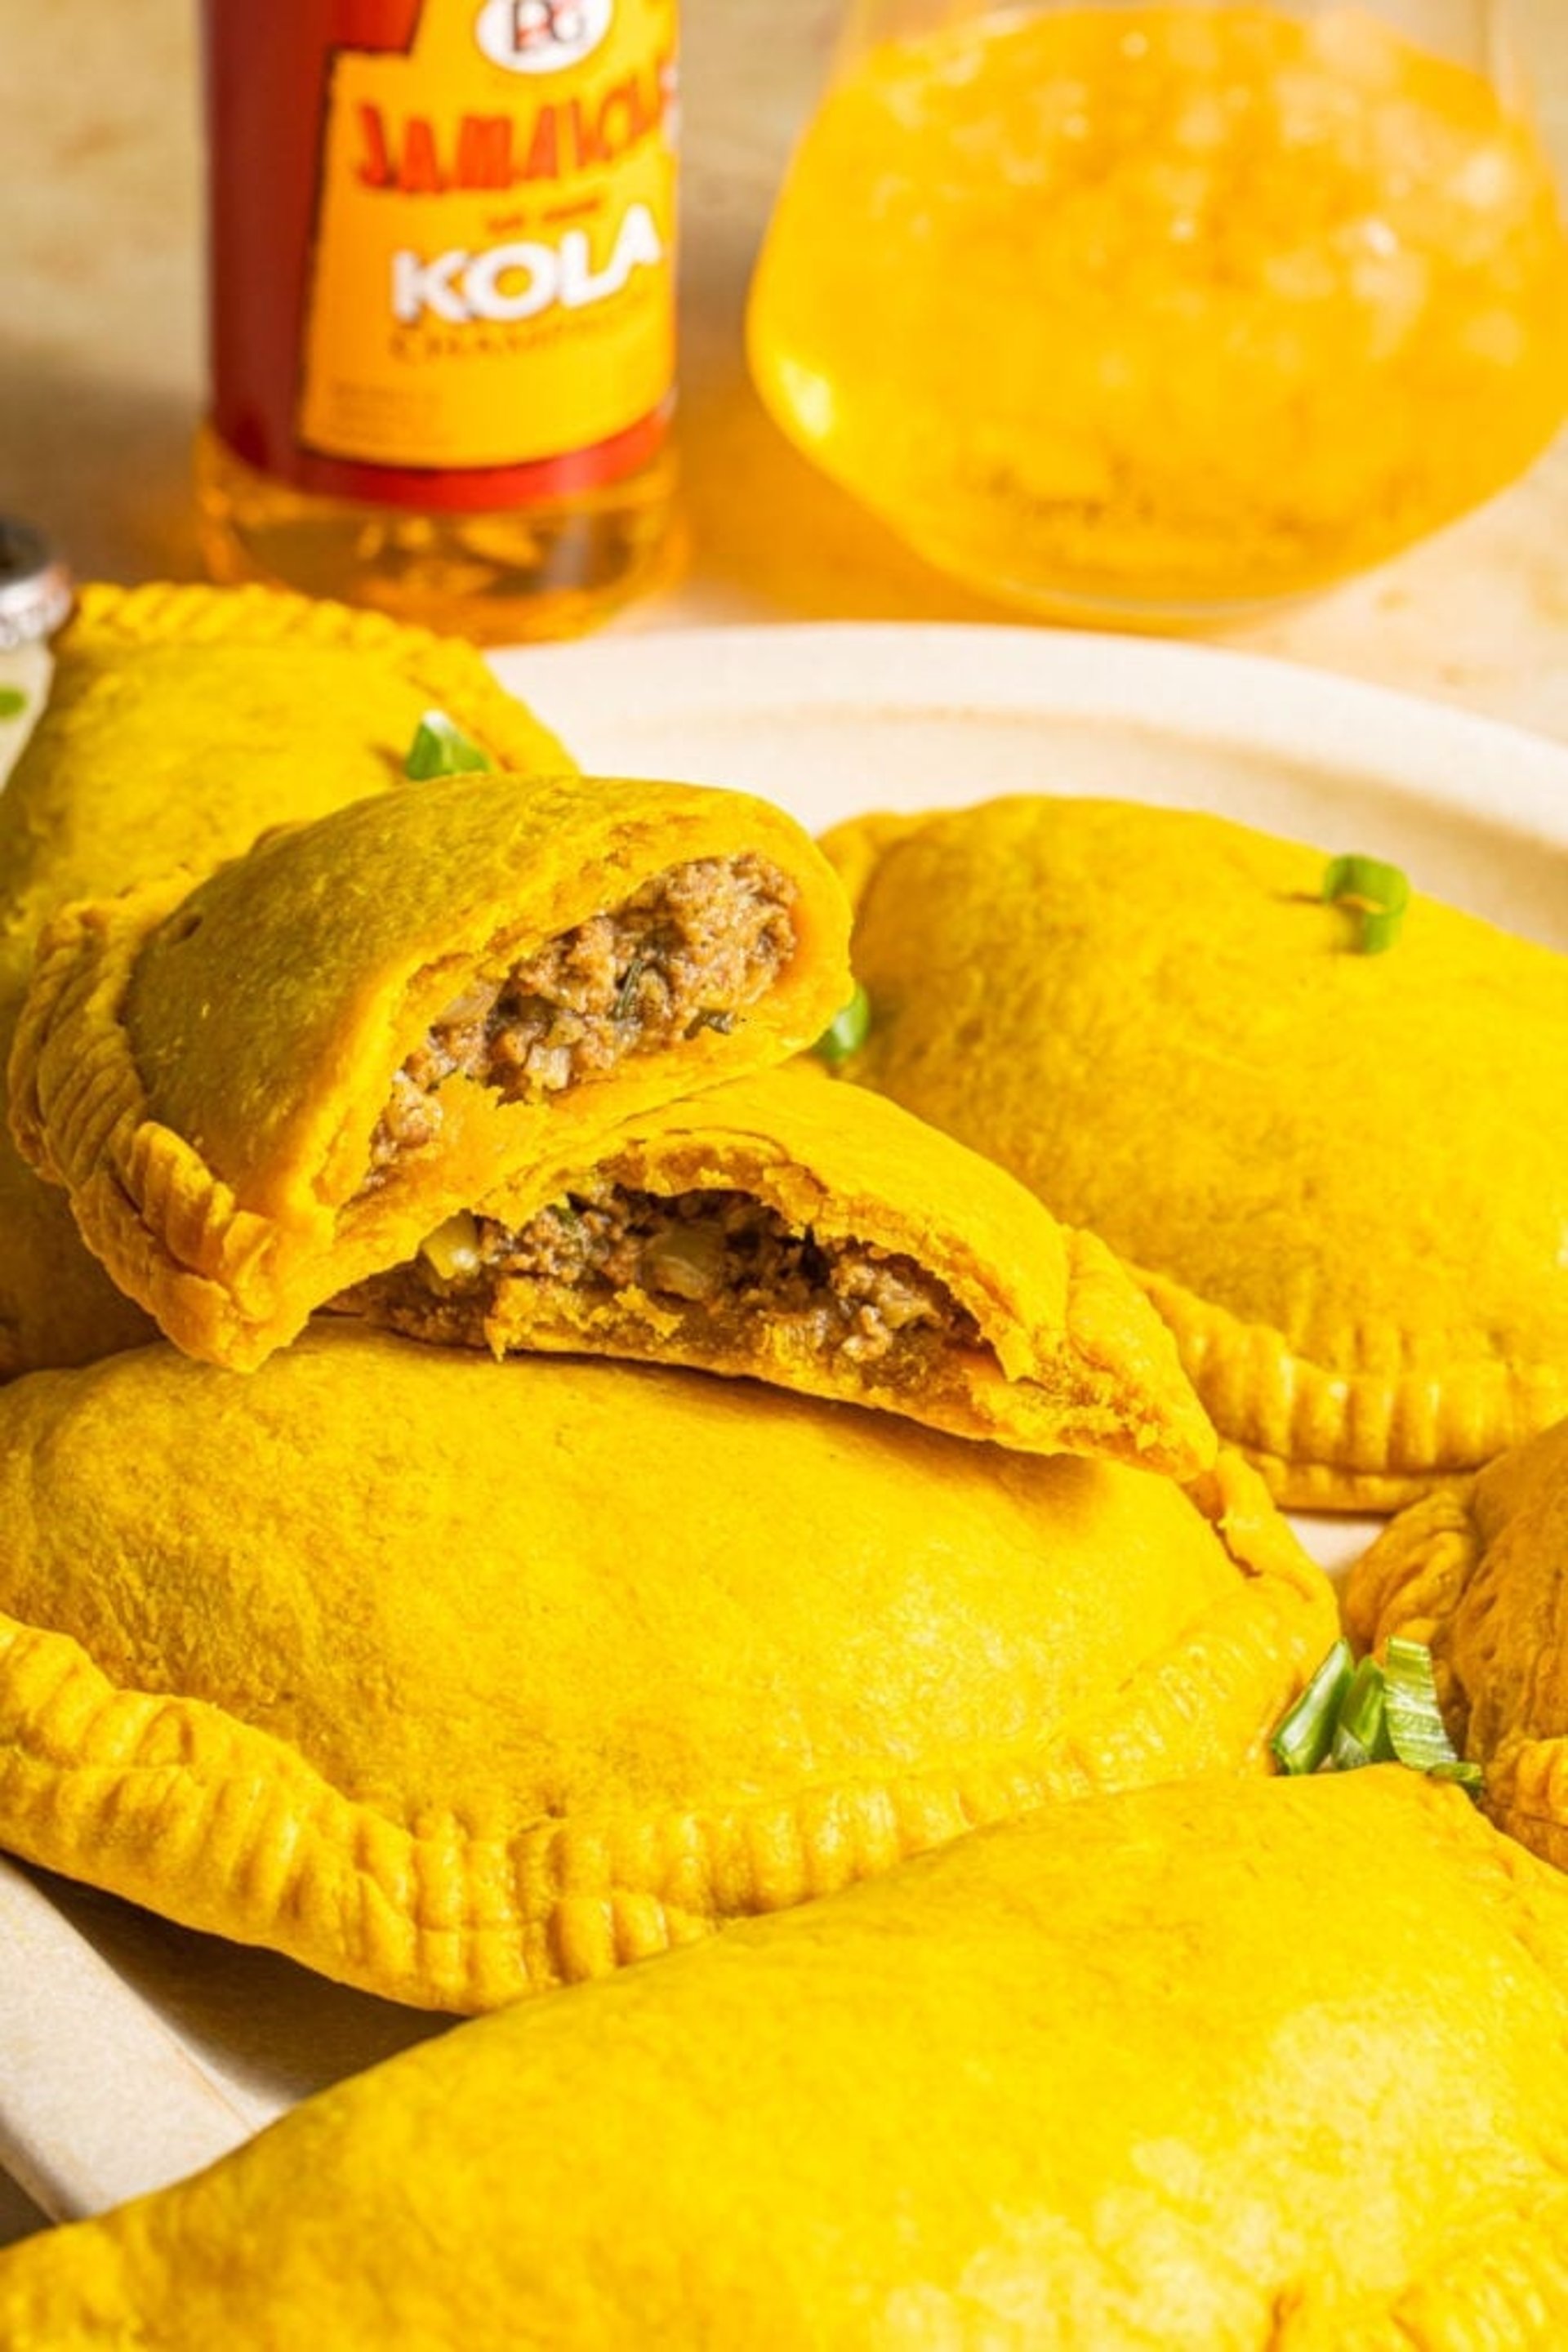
[747,2,1568,622]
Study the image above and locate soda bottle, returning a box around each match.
[198,1,679,640]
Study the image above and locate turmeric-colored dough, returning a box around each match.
[341,1061,1216,1475]
[1347,1414,1568,1869]
[0,580,569,1379]
[11,775,852,1370]
[823,796,1568,1509]
[0,1324,1330,2010]
[3,1771,1567,2348]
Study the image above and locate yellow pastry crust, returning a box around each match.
[3,1772,1567,2348]
[0,580,570,940]
[341,1060,1217,1476]
[822,796,1568,1509]
[1345,1415,1568,1867]
[0,1325,1331,2011]
[0,580,570,1379]
[10,777,852,1370]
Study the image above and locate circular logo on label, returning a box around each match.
[475,0,614,74]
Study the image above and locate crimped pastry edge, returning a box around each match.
[1343,1479,1499,1808]
[9,786,855,1370]
[16,902,1219,1464]
[1138,1266,1568,1512]
[8,884,282,1365]
[823,806,1566,1512]
[0,1451,1331,2012]
[1324,2185,1568,2351]
[1343,1468,1568,1872]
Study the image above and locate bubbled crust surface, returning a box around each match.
[2,1773,1566,2348]
[8,775,851,1368]
[456,1059,1217,1474]
[0,1325,1329,2010]
[1346,1415,1568,1867]
[0,580,571,1379]
[823,796,1568,1508]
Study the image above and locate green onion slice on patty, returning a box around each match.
[813,982,871,1067]
[1322,853,1410,954]
[1270,1636,1481,1796]
[1381,1637,1480,1784]
[1270,1638,1353,1775]
[1330,1655,1396,1771]
[405,710,493,781]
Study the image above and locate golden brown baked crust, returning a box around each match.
[0,580,572,942]
[2,1772,1566,2347]
[0,579,571,1379]
[1345,1415,1568,1864]
[0,1325,1331,2010]
[10,777,851,1369]
[341,1061,1218,1474]
[822,796,1568,1509]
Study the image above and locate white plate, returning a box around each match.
[2,621,1566,2246]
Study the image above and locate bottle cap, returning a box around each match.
[0,519,73,651]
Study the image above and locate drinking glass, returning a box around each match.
[748,0,1568,623]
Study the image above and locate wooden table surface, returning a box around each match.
[1,0,1567,2252]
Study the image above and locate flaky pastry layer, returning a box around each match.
[10,782,851,1368]
[0,578,571,1379]
[341,1062,1218,1474]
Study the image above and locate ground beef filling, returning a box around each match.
[347,1187,984,1383]
[365,856,796,1183]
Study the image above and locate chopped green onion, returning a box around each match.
[1322,853,1410,955]
[1382,1637,1469,1776]
[1270,1637,1353,1775]
[1330,1655,1396,1770]
[813,982,871,1067]
[0,687,26,720]
[1267,1636,1482,1799]
[405,710,492,781]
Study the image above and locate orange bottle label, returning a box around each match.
[296,0,677,474]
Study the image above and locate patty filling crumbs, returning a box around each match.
[365,855,795,1183]
[341,1187,984,1383]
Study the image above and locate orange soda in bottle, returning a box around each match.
[198,0,680,640]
